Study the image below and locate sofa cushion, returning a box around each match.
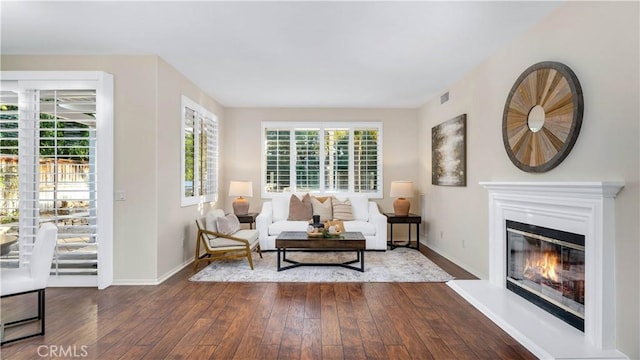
[342,220,375,236]
[311,196,332,222]
[272,195,291,222]
[332,198,354,221]
[269,220,310,236]
[288,193,312,221]
[347,195,369,221]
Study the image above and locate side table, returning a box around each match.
[235,212,258,229]
[383,213,421,250]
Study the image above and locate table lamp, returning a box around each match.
[390,181,414,216]
[229,180,253,215]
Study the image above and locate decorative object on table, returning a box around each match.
[310,214,324,228]
[502,61,583,172]
[306,225,324,237]
[229,180,252,215]
[432,114,467,186]
[390,181,414,216]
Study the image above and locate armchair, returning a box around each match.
[193,209,262,271]
[1,222,58,345]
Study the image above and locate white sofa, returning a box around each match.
[256,194,387,250]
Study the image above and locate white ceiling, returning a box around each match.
[1,1,561,108]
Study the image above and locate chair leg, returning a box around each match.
[193,231,202,272]
[246,252,255,270]
[0,289,46,346]
[39,289,45,336]
[257,244,263,259]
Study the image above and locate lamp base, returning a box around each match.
[393,198,410,216]
[232,197,249,215]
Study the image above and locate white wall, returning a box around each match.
[222,108,420,216]
[417,2,639,357]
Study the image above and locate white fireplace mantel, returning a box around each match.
[448,181,626,359]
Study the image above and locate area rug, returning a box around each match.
[189,248,454,283]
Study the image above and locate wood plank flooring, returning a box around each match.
[0,249,536,359]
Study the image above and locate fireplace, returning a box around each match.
[448,181,625,359]
[506,220,585,331]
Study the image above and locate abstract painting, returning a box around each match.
[432,114,466,186]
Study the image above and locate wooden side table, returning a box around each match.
[235,212,258,229]
[383,213,421,250]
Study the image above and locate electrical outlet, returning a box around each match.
[115,191,126,201]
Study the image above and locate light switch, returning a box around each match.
[115,191,126,201]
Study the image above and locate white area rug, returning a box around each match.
[189,248,454,283]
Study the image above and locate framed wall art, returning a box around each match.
[502,61,583,173]
[432,114,467,186]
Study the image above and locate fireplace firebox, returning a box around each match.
[506,220,585,331]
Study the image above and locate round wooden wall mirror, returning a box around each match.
[502,61,583,172]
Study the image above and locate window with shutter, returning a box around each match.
[181,96,218,207]
[261,122,383,198]
[0,72,114,288]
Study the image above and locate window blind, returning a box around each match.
[181,96,218,206]
[261,122,383,197]
[294,130,320,192]
[264,129,290,192]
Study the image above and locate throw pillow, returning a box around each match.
[288,193,312,221]
[332,198,354,221]
[216,214,241,235]
[311,196,333,222]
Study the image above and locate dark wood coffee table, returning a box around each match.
[275,231,366,272]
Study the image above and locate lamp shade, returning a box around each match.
[228,180,253,197]
[390,181,414,198]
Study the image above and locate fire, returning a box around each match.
[524,251,559,282]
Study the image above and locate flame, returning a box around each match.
[524,251,559,282]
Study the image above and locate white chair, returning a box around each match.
[1,222,58,346]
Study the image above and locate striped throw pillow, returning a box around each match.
[332,198,354,221]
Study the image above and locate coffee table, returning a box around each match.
[275,231,366,272]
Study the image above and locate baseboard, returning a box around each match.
[112,259,192,286]
[419,239,486,279]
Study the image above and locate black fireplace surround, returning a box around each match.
[506,220,585,331]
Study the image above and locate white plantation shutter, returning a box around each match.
[38,89,98,276]
[294,129,320,192]
[261,122,383,197]
[324,129,349,192]
[354,128,380,193]
[264,129,290,192]
[0,87,21,266]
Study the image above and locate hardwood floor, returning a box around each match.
[0,249,536,359]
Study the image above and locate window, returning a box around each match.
[261,122,382,198]
[0,71,114,288]
[181,96,218,206]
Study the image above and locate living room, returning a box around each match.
[1,1,638,359]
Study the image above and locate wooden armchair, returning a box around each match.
[193,209,262,271]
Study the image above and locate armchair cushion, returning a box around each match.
[206,209,225,236]
[216,214,241,235]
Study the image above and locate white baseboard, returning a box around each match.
[112,259,192,286]
[419,238,485,279]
